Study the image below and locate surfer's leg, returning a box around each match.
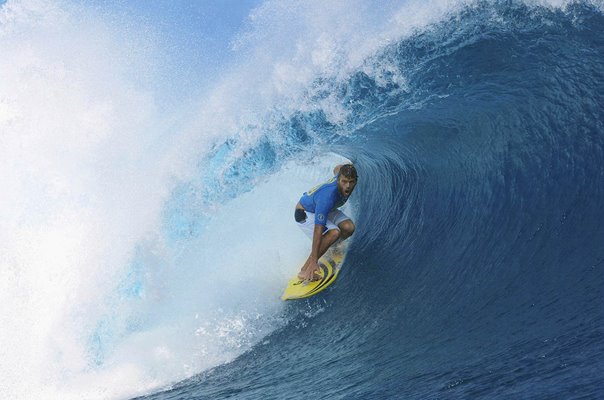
[330,210,355,240]
[297,211,341,254]
[297,229,340,281]
[338,219,355,240]
[319,228,341,257]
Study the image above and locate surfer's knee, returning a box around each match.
[339,220,355,239]
[325,228,341,240]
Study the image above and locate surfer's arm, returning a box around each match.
[310,224,324,261]
[306,192,331,262]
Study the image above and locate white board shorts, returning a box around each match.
[296,209,351,240]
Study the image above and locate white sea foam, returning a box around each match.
[0,1,186,398]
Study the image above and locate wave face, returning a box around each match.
[2,0,603,399]
[140,1,604,399]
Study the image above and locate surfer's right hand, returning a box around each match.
[298,258,321,281]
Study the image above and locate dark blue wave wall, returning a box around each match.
[141,2,604,399]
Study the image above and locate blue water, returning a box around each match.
[133,2,604,399]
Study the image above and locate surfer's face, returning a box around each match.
[338,175,357,197]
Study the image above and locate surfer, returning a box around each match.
[294,163,358,281]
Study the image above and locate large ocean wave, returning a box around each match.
[1,0,603,399]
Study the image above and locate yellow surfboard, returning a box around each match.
[281,250,345,300]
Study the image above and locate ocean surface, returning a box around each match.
[1,1,603,399]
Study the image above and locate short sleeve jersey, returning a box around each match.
[299,175,348,226]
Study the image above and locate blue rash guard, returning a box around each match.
[299,175,349,226]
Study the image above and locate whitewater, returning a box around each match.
[1,0,603,399]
